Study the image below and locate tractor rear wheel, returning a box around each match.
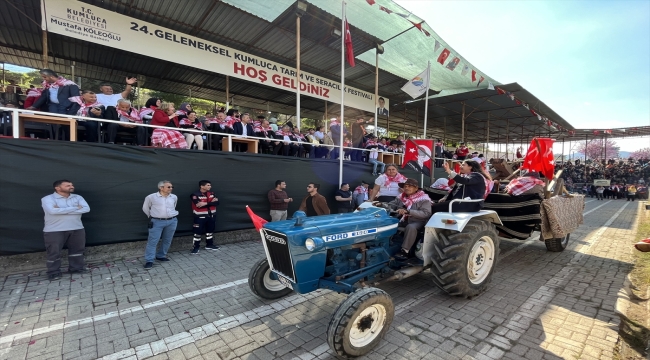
[430,220,499,298]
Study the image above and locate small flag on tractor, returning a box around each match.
[246,205,268,231]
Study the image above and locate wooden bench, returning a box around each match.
[18,113,77,141]
[221,137,258,153]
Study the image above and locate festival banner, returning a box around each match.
[41,0,387,113]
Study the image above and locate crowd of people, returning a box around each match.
[559,158,649,199]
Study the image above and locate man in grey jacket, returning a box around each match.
[376,178,432,261]
[41,179,90,280]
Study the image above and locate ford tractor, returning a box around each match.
[247,200,502,358]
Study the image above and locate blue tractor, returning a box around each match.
[248,200,502,358]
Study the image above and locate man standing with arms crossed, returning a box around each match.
[190,180,220,254]
[41,180,90,280]
[142,180,178,270]
[268,180,293,221]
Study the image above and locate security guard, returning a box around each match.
[190,180,220,254]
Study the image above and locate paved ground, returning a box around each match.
[0,198,641,360]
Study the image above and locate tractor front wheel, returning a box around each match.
[248,258,293,299]
[327,287,394,358]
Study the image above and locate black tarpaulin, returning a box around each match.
[0,139,421,255]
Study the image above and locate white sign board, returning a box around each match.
[593,179,610,186]
[42,0,388,113]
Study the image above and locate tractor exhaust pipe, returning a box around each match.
[386,265,431,281]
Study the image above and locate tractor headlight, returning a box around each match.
[305,237,324,251]
[305,238,316,251]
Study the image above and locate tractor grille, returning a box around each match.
[262,229,295,282]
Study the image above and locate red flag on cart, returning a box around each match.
[402,140,434,177]
[344,17,355,67]
[521,138,555,180]
[246,205,268,231]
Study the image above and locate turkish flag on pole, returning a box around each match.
[521,138,555,180]
[246,205,268,231]
[344,17,355,67]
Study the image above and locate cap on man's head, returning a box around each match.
[398,178,420,189]
[361,180,369,185]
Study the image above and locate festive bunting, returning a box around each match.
[537,114,542,121]
[496,87,506,95]
[569,130,575,136]
[604,129,612,134]
[434,40,441,53]
[593,130,600,135]
[437,48,450,64]
[476,76,485,87]
[471,70,477,82]
[461,64,470,76]
[530,108,537,116]
[379,6,392,14]
[366,0,376,5]
[446,56,460,71]
[488,82,495,90]
[396,12,411,18]
[410,21,430,36]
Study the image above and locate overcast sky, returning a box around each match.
[395,0,650,152]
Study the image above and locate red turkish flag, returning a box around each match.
[366,0,376,5]
[471,70,477,82]
[344,17,355,67]
[437,48,450,64]
[401,139,434,176]
[521,138,555,180]
[246,205,268,231]
[496,87,506,95]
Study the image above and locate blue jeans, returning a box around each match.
[369,159,385,174]
[145,218,177,262]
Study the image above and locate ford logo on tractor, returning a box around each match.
[265,234,287,245]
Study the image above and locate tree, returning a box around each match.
[577,139,620,160]
[631,148,650,160]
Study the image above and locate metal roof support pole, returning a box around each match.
[584,134,588,180]
[444,117,446,143]
[42,30,48,69]
[416,108,419,138]
[562,139,565,165]
[461,102,465,142]
[225,76,230,111]
[506,120,509,161]
[71,61,75,82]
[296,13,302,129]
[374,49,379,136]
[338,1,346,188]
[324,100,328,121]
[1,62,4,91]
[486,113,489,157]
[422,61,430,139]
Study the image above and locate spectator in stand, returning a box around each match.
[255,119,276,154]
[274,125,298,156]
[330,117,346,160]
[139,98,160,123]
[23,86,41,110]
[112,98,147,146]
[390,135,404,147]
[313,125,325,143]
[96,78,137,119]
[434,138,444,168]
[67,89,105,142]
[335,183,354,213]
[268,180,293,221]
[268,117,279,132]
[150,102,188,149]
[232,113,255,152]
[175,103,192,122]
[206,110,228,150]
[5,79,22,95]
[350,116,367,162]
[293,127,315,158]
[353,181,370,206]
[299,183,330,216]
[369,164,407,202]
[366,135,385,176]
[29,69,80,117]
[306,128,324,158]
[181,111,204,150]
[455,142,469,160]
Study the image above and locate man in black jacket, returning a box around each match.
[29,69,80,115]
[232,113,255,152]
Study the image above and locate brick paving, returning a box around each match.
[0,198,639,360]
